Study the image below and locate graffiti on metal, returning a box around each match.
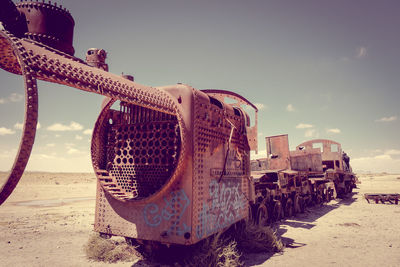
[196,179,246,238]
[143,189,190,236]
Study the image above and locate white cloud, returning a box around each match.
[14,121,41,130]
[250,150,267,160]
[327,128,341,134]
[352,148,400,173]
[67,148,82,155]
[65,143,86,155]
[385,149,400,156]
[9,93,23,102]
[352,154,400,173]
[0,148,18,169]
[254,103,266,111]
[0,93,23,104]
[31,153,57,160]
[14,122,23,130]
[374,154,391,160]
[356,46,367,59]
[26,153,92,172]
[83,129,93,135]
[286,104,295,112]
[296,123,313,129]
[304,129,318,138]
[372,149,383,154]
[0,153,10,159]
[375,116,397,122]
[47,121,83,131]
[0,127,15,135]
[75,135,83,140]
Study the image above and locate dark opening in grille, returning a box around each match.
[104,102,181,200]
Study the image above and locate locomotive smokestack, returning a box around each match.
[0,0,28,37]
[15,0,75,55]
[0,1,75,55]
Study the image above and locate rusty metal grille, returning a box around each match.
[103,102,181,200]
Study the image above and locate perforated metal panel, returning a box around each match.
[97,102,181,201]
[192,91,250,243]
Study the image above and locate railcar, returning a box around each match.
[250,134,357,224]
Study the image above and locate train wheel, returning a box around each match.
[316,194,323,204]
[348,184,353,194]
[248,205,254,223]
[234,219,246,233]
[316,188,323,204]
[257,204,269,226]
[305,195,313,207]
[294,195,301,214]
[272,200,282,222]
[285,198,293,218]
[299,196,306,213]
[326,189,332,202]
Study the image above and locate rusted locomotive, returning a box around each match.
[0,0,356,249]
[0,0,259,246]
[250,134,357,224]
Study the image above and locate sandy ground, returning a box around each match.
[0,172,400,267]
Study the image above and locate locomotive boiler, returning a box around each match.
[0,0,259,246]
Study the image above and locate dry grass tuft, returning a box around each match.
[84,234,142,263]
[84,222,282,266]
[182,231,243,267]
[182,222,283,266]
[217,240,243,267]
[233,223,284,253]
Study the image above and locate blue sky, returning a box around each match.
[0,0,399,172]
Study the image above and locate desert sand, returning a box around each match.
[1,172,400,267]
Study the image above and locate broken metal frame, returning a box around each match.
[364,193,400,204]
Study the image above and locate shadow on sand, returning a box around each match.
[132,193,359,267]
[244,192,358,266]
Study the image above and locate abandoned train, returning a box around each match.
[0,0,356,248]
[250,135,357,225]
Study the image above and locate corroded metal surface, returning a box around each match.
[0,1,256,246]
[0,30,38,205]
[93,85,255,244]
[91,97,182,202]
[0,1,187,210]
[265,134,291,170]
[364,193,400,204]
[202,89,258,153]
[0,27,188,207]
[15,0,75,55]
[296,139,344,171]
[250,136,356,224]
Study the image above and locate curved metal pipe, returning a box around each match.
[0,29,187,205]
[0,32,38,205]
